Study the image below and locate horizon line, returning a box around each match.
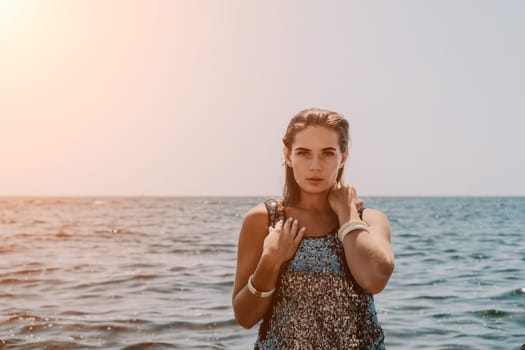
[1,194,525,198]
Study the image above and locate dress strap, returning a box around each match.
[358,207,365,220]
[263,198,286,228]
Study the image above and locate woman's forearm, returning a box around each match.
[342,231,394,294]
[337,207,394,294]
[232,254,281,328]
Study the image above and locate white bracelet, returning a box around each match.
[338,220,367,239]
[247,274,275,298]
[338,220,363,236]
[338,222,369,242]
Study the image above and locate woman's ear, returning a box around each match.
[283,146,292,167]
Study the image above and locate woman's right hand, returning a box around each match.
[328,182,364,224]
[262,217,305,266]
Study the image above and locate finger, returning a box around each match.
[290,218,299,236]
[274,219,284,231]
[346,185,353,203]
[295,226,306,244]
[283,217,293,233]
[351,188,359,203]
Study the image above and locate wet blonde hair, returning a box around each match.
[282,108,350,206]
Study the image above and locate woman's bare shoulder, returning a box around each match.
[362,208,391,238]
[243,202,268,219]
[362,208,390,227]
[241,198,283,230]
[244,198,282,214]
[238,200,274,241]
[362,207,388,220]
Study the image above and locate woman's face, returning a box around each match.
[284,126,348,194]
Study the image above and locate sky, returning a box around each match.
[1,0,524,196]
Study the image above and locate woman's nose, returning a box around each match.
[309,156,322,170]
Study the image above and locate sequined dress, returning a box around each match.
[254,198,385,350]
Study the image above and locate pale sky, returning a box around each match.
[1,0,524,196]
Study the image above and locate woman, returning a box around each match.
[232,108,395,349]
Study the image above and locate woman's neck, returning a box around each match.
[294,191,332,214]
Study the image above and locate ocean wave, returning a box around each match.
[1,196,524,349]
[121,342,177,350]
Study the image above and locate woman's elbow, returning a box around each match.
[235,316,256,330]
[232,297,259,329]
[364,259,395,294]
[381,256,395,279]
[233,309,258,329]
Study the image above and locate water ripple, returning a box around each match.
[0,196,524,349]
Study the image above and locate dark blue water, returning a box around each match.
[0,197,524,349]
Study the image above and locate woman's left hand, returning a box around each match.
[328,181,363,223]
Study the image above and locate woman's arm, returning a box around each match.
[329,184,395,294]
[339,207,395,294]
[232,203,304,328]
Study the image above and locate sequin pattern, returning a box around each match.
[255,199,385,350]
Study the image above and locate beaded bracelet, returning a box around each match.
[247,274,275,298]
[337,220,369,242]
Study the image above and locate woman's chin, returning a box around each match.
[299,185,331,194]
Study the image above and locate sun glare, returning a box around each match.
[0,0,48,66]
[0,0,22,21]
[0,0,39,36]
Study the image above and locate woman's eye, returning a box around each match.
[323,152,334,157]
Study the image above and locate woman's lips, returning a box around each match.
[307,178,323,184]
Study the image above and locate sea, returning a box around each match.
[0,196,524,349]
